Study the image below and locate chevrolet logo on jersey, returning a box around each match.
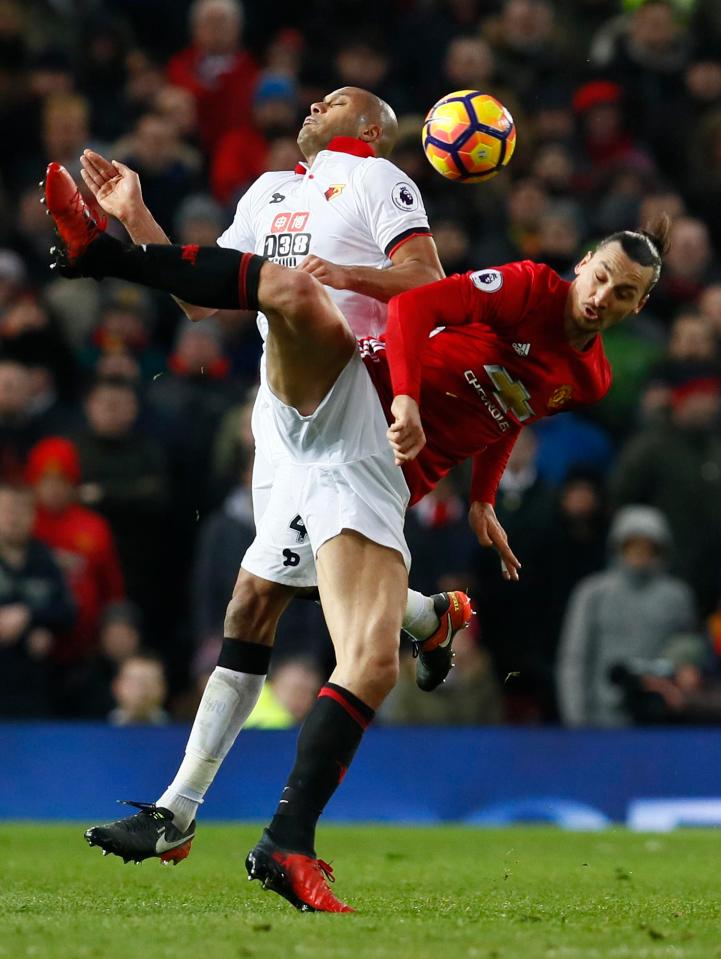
[324,184,346,201]
[484,364,535,422]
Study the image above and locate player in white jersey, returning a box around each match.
[78,88,471,870]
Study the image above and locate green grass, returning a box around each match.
[1,824,720,959]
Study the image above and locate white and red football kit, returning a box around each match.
[217,136,430,340]
[219,137,431,586]
[363,260,612,506]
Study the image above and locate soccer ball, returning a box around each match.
[422,90,517,183]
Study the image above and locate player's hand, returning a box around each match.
[469,501,522,581]
[80,149,145,224]
[297,254,349,290]
[387,394,425,465]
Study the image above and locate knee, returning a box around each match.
[269,269,319,315]
[224,574,284,643]
[342,643,400,700]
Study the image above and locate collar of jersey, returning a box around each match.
[294,137,376,174]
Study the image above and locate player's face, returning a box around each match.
[297,87,377,158]
[570,243,653,335]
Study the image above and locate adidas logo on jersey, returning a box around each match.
[512,342,531,356]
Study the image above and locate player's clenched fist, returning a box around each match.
[387,394,426,465]
[297,254,349,290]
[79,149,144,225]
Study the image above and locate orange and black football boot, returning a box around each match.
[84,801,195,865]
[414,590,473,691]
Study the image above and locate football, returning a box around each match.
[422,90,517,182]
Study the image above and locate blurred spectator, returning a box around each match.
[245,656,324,729]
[652,216,720,323]
[59,600,144,718]
[78,282,165,384]
[640,311,720,424]
[610,365,721,614]
[699,283,721,343]
[619,632,721,724]
[40,93,96,182]
[0,357,34,482]
[571,80,654,196]
[192,439,254,647]
[149,318,242,514]
[557,505,696,727]
[475,428,558,721]
[545,468,609,646]
[0,483,75,716]
[589,0,691,152]
[109,650,169,725]
[484,0,576,109]
[384,629,504,725]
[210,72,299,204]
[26,436,125,667]
[166,0,260,152]
[112,112,202,234]
[73,377,171,637]
[404,474,477,599]
[175,194,225,247]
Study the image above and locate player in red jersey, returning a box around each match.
[43,165,669,911]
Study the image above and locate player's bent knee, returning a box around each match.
[267,268,320,316]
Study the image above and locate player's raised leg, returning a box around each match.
[246,531,407,912]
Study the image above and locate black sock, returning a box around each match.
[82,235,264,310]
[218,638,272,675]
[267,683,375,855]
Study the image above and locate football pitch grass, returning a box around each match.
[2,824,720,959]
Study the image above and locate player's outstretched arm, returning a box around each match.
[80,150,215,322]
[297,236,443,303]
[468,501,521,582]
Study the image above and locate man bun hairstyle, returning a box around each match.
[599,212,671,293]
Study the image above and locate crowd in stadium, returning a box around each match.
[2,0,721,726]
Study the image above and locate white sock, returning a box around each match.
[156,666,265,830]
[402,589,439,640]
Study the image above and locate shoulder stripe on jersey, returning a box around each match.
[385,227,432,259]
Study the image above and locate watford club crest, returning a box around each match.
[548,385,572,409]
[324,184,346,201]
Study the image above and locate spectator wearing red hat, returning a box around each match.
[26,436,125,673]
[571,79,654,194]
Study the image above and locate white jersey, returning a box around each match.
[216,137,431,339]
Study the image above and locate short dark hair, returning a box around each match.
[597,213,672,293]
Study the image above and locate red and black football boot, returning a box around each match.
[245,831,354,913]
[84,801,195,865]
[41,162,112,276]
[414,590,473,691]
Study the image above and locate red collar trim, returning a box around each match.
[294,137,376,173]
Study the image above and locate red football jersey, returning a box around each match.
[361,261,612,506]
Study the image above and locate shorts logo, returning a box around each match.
[548,385,572,409]
[391,182,418,211]
[324,184,346,201]
[471,270,503,292]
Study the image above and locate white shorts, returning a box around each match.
[241,352,411,586]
